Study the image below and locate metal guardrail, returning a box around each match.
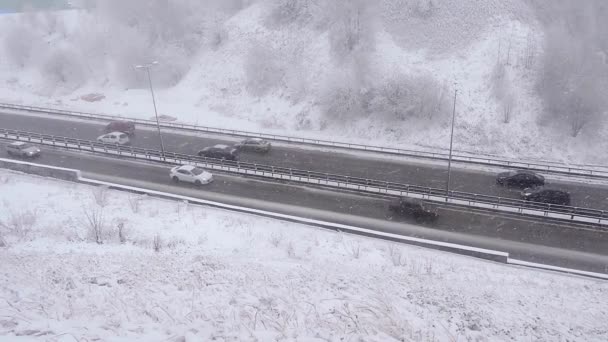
[1,127,607,226]
[2,102,608,179]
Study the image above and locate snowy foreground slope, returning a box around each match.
[0,170,606,341]
[0,1,604,165]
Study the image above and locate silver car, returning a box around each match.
[234,138,271,153]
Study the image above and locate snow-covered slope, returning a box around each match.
[0,170,607,341]
[0,1,604,164]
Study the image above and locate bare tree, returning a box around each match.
[536,0,608,137]
[83,206,105,245]
[369,73,448,122]
[244,43,285,97]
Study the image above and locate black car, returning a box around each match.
[197,144,238,161]
[496,170,545,188]
[521,188,571,206]
[104,121,136,136]
[388,198,439,223]
[6,142,41,158]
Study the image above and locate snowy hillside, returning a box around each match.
[0,0,606,164]
[1,170,607,341]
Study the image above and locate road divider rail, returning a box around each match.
[1,127,607,227]
[2,157,607,280]
[2,102,608,179]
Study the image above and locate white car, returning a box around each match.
[170,165,213,185]
[97,132,130,145]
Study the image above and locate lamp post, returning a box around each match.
[135,61,165,160]
[446,89,457,198]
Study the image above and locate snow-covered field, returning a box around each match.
[0,1,605,165]
[0,169,607,341]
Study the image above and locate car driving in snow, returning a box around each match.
[6,142,41,158]
[521,188,571,206]
[197,144,238,161]
[234,138,271,153]
[388,197,439,223]
[496,170,545,188]
[170,165,213,185]
[97,132,131,145]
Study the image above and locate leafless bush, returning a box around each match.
[92,185,110,207]
[286,241,296,258]
[0,210,38,239]
[266,0,322,27]
[522,32,537,69]
[117,222,127,244]
[269,231,284,247]
[369,73,449,122]
[327,0,377,63]
[244,44,285,97]
[83,206,105,244]
[153,234,163,252]
[536,1,608,137]
[127,194,145,213]
[41,48,85,87]
[344,241,361,259]
[492,62,516,124]
[3,24,37,68]
[387,243,407,267]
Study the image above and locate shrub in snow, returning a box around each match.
[491,62,516,124]
[536,0,608,137]
[369,73,449,123]
[0,210,37,240]
[92,185,110,207]
[153,233,163,252]
[269,231,284,247]
[41,48,86,88]
[327,0,377,63]
[83,205,105,245]
[265,0,323,27]
[244,44,285,97]
[286,240,296,258]
[3,24,37,68]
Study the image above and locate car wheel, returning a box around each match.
[195,180,202,186]
[172,176,179,183]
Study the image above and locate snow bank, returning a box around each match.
[0,170,606,341]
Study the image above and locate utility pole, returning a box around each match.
[446,88,457,198]
[135,61,165,160]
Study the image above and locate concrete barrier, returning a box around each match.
[0,158,81,181]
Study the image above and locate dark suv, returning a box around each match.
[104,121,136,136]
[6,142,41,158]
[521,188,571,206]
[197,144,238,161]
[388,198,439,223]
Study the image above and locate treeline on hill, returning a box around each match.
[532,0,608,137]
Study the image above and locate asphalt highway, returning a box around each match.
[2,112,608,211]
[1,145,607,274]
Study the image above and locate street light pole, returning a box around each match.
[135,61,165,160]
[446,89,457,198]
